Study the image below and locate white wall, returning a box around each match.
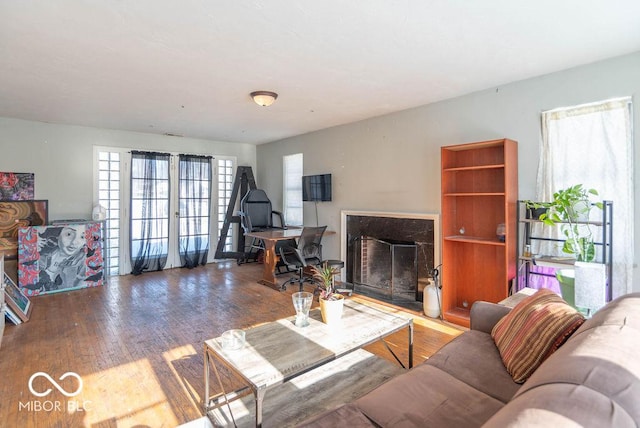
[0,118,256,220]
[256,52,640,292]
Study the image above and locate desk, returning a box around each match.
[244,228,335,290]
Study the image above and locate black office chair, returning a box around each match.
[239,189,285,232]
[238,189,286,263]
[279,226,327,291]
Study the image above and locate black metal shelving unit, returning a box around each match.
[515,200,613,302]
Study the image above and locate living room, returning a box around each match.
[1,2,640,427]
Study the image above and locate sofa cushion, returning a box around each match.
[571,290,640,339]
[503,292,640,425]
[491,288,584,383]
[297,403,378,428]
[470,301,513,334]
[426,330,520,403]
[482,383,636,428]
[354,364,504,428]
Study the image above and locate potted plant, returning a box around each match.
[529,184,603,308]
[536,184,603,262]
[311,262,344,324]
[523,202,548,220]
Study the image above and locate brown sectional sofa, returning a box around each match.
[299,292,640,427]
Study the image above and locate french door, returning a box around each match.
[95,148,235,275]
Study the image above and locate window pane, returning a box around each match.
[283,153,303,226]
[97,150,121,276]
[217,159,234,252]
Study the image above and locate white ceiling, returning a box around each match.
[1,1,640,145]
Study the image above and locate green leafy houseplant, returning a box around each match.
[530,184,603,262]
[310,262,341,301]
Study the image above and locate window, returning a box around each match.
[283,153,303,226]
[94,149,235,273]
[537,97,633,297]
[96,150,121,276]
[217,158,235,252]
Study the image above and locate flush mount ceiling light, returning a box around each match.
[250,91,278,107]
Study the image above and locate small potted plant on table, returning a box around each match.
[311,262,344,324]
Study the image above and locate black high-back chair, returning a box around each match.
[238,189,286,263]
[279,226,327,291]
[239,189,285,233]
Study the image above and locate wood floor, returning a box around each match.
[0,261,463,427]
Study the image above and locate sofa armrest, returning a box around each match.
[470,301,512,334]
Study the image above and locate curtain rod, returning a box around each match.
[130,150,171,156]
[129,151,214,160]
[179,154,214,160]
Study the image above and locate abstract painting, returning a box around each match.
[0,172,34,201]
[17,222,104,296]
[0,200,48,261]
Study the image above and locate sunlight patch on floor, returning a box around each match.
[79,358,179,426]
[352,295,464,336]
[413,315,465,335]
[163,344,202,410]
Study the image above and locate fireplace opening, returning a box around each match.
[342,212,440,312]
[353,237,418,302]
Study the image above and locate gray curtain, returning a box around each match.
[179,154,213,268]
[130,151,170,275]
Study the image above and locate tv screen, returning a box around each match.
[302,174,332,202]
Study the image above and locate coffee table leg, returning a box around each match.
[255,388,266,427]
[204,347,242,426]
[408,321,414,368]
[203,345,210,412]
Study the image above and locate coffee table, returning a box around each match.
[203,299,413,427]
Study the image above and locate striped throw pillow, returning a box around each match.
[491,288,585,383]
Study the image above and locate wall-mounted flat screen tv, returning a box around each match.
[302,174,332,202]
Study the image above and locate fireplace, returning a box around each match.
[353,236,418,301]
[341,211,440,308]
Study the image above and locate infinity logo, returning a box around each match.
[28,372,83,397]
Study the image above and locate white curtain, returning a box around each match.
[537,97,633,298]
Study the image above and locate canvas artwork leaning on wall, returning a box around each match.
[0,201,49,282]
[0,172,35,201]
[17,222,104,296]
[0,200,48,245]
[4,272,32,322]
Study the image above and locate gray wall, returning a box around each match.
[1,52,638,291]
[0,117,256,220]
[256,52,640,292]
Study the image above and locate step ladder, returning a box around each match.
[214,166,257,262]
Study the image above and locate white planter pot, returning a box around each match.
[574,262,607,312]
[320,295,344,324]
